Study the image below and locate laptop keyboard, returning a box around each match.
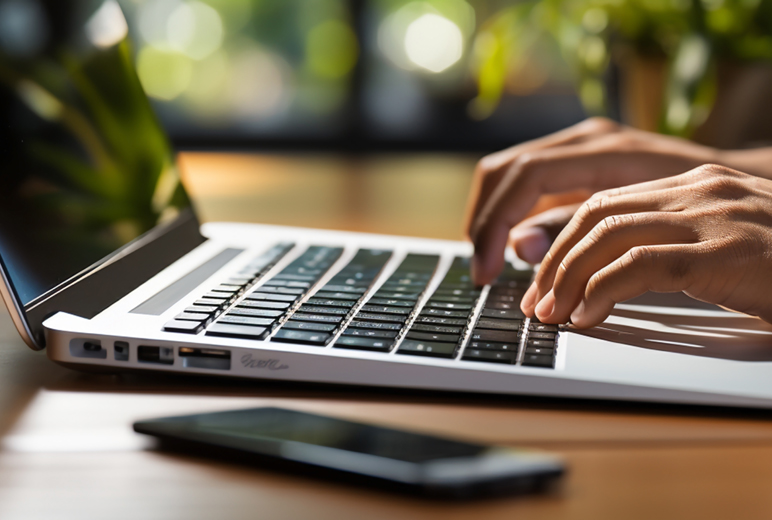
[272,249,393,345]
[333,254,440,352]
[203,246,343,340]
[163,244,558,369]
[162,242,295,334]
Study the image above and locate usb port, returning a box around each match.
[137,346,174,365]
[179,347,231,370]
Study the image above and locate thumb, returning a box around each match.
[510,203,582,264]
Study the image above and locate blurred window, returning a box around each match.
[118,0,587,151]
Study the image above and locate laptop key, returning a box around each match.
[210,286,240,294]
[272,329,330,346]
[527,331,557,340]
[530,323,559,333]
[245,292,298,303]
[426,302,474,310]
[462,349,517,364]
[355,312,405,323]
[306,299,355,308]
[254,286,305,295]
[321,285,367,293]
[348,320,402,330]
[202,292,232,301]
[471,329,520,343]
[397,340,456,358]
[314,292,361,301]
[238,300,292,310]
[468,341,518,351]
[481,308,525,320]
[414,316,467,326]
[526,338,556,349]
[335,336,393,351]
[227,308,284,318]
[175,312,211,322]
[164,320,203,334]
[298,305,349,316]
[360,305,410,315]
[421,308,469,318]
[409,323,462,334]
[217,316,275,327]
[405,331,459,343]
[522,354,555,368]
[282,321,338,332]
[206,323,268,340]
[195,298,226,307]
[374,293,420,301]
[525,346,554,356]
[186,305,218,315]
[476,318,522,331]
[342,328,399,339]
[291,313,344,324]
[367,298,414,307]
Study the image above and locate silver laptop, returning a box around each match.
[4,5,772,409]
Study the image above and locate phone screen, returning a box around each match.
[135,407,563,497]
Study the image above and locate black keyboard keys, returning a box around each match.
[203,245,343,340]
[462,263,530,364]
[521,319,558,368]
[334,254,439,352]
[398,256,480,359]
[274,249,393,345]
[163,242,294,334]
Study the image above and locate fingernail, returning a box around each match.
[535,290,555,321]
[521,282,537,312]
[570,300,586,326]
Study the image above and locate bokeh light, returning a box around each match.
[137,46,192,100]
[404,13,463,73]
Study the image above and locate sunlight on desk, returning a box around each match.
[179,153,478,240]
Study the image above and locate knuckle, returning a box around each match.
[626,245,653,269]
[583,116,619,134]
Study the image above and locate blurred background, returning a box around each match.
[112,0,772,150]
[113,0,588,152]
[2,0,771,154]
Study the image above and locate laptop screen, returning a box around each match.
[0,0,194,306]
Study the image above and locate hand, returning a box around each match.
[521,165,772,328]
[466,117,723,284]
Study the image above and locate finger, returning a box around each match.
[470,134,684,285]
[528,183,695,313]
[569,243,706,328]
[510,203,582,264]
[533,212,699,323]
[464,117,620,236]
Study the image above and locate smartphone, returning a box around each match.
[134,407,564,499]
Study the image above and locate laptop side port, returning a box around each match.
[69,339,107,359]
[137,345,174,365]
[179,347,231,370]
[114,341,129,361]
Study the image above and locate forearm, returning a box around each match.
[718,148,772,180]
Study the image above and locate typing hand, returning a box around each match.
[466,117,722,284]
[521,165,772,328]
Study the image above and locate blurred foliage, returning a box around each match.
[471,0,772,136]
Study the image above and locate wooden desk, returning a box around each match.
[3,153,772,519]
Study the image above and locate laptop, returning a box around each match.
[4,2,772,409]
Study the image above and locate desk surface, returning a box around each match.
[2,153,772,520]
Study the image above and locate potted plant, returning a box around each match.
[470,0,772,146]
